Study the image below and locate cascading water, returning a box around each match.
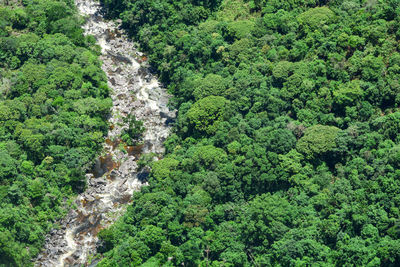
[35,1,175,266]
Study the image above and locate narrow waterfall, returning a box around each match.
[35,1,174,266]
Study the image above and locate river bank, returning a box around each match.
[35,0,174,265]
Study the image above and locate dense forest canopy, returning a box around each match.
[2,0,400,266]
[97,0,400,266]
[0,0,110,265]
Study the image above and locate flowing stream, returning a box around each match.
[35,0,174,266]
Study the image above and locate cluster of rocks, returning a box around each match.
[35,229,68,262]
[35,0,175,266]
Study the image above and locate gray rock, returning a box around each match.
[36,0,174,265]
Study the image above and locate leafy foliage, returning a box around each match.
[0,1,110,265]
[100,0,400,266]
[296,125,340,159]
[98,0,400,265]
[121,114,145,146]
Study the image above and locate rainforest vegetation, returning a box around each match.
[3,0,400,266]
[97,0,400,266]
[0,0,110,265]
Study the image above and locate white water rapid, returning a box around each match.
[35,0,175,266]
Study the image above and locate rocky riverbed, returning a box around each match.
[35,0,174,266]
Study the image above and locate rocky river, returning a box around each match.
[35,0,174,266]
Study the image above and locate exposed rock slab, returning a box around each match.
[35,0,174,266]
